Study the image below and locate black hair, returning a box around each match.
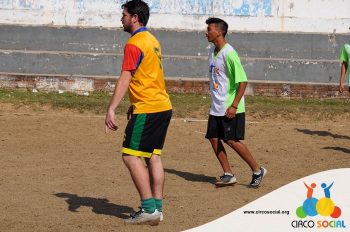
[205,17,228,37]
[122,0,150,26]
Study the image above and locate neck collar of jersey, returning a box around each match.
[132,27,148,36]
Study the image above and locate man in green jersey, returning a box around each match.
[205,17,267,188]
[339,43,350,93]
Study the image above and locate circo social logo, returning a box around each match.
[296,182,341,219]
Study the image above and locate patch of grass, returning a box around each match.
[169,93,210,118]
[246,96,350,120]
[0,89,122,114]
[0,89,349,119]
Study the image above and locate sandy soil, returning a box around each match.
[1,103,350,232]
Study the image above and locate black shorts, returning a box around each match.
[122,110,172,158]
[205,113,245,141]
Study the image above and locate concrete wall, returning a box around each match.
[1,25,349,82]
[0,1,350,96]
[0,0,350,33]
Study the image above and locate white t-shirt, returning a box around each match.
[208,43,248,116]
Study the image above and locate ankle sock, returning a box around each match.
[141,198,156,214]
[154,198,163,212]
[253,169,262,175]
[224,172,233,176]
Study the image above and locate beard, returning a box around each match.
[123,24,132,33]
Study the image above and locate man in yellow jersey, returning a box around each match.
[105,0,172,226]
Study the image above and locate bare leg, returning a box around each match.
[226,140,260,172]
[122,154,153,200]
[145,154,164,199]
[209,138,233,174]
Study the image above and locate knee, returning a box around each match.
[122,154,134,166]
[122,154,128,164]
[148,154,161,166]
[225,139,239,147]
[209,138,218,146]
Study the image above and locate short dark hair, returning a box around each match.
[122,0,150,26]
[206,17,228,37]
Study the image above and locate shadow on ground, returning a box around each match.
[295,129,350,139]
[165,168,216,184]
[323,146,350,154]
[54,192,133,219]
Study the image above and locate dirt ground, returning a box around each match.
[1,103,350,232]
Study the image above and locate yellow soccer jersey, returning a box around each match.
[122,27,172,114]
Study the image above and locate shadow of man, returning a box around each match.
[165,168,216,184]
[54,193,133,219]
[323,146,350,154]
[295,129,350,139]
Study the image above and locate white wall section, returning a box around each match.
[0,0,349,33]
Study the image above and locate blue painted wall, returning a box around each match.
[114,0,272,16]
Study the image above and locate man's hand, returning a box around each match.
[105,108,118,133]
[225,106,236,119]
[104,70,132,133]
[127,105,134,120]
[339,62,348,94]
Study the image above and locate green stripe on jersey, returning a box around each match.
[130,114,146,150]
[340,44,350,84]
[225,50,247,114]
[340,44,349,63]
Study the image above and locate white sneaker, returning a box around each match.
[124,207,161,226]
[215,174,237,187]
[160,211,163,221]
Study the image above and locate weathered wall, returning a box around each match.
[0,1,350,96]
[0,0,350,33]
[1,24,349,98]
[0,25,348,82]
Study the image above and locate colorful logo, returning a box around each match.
[296,182,342,219]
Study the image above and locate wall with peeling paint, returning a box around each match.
[0,0,349,33]
[1,25,349,83]
[1,1,350,94]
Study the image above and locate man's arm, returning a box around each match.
[339,61,348,93]
[225,81,247,118]
[105,71,132,132]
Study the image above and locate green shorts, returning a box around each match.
[122,110,172,158]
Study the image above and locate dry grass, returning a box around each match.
[0,89,349,120]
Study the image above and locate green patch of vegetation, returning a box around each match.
[246,96,350,120]
[0,89,349,119]
[0,89,118,114]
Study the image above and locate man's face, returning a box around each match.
[121,8,135,33]
[206,24,221,43]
